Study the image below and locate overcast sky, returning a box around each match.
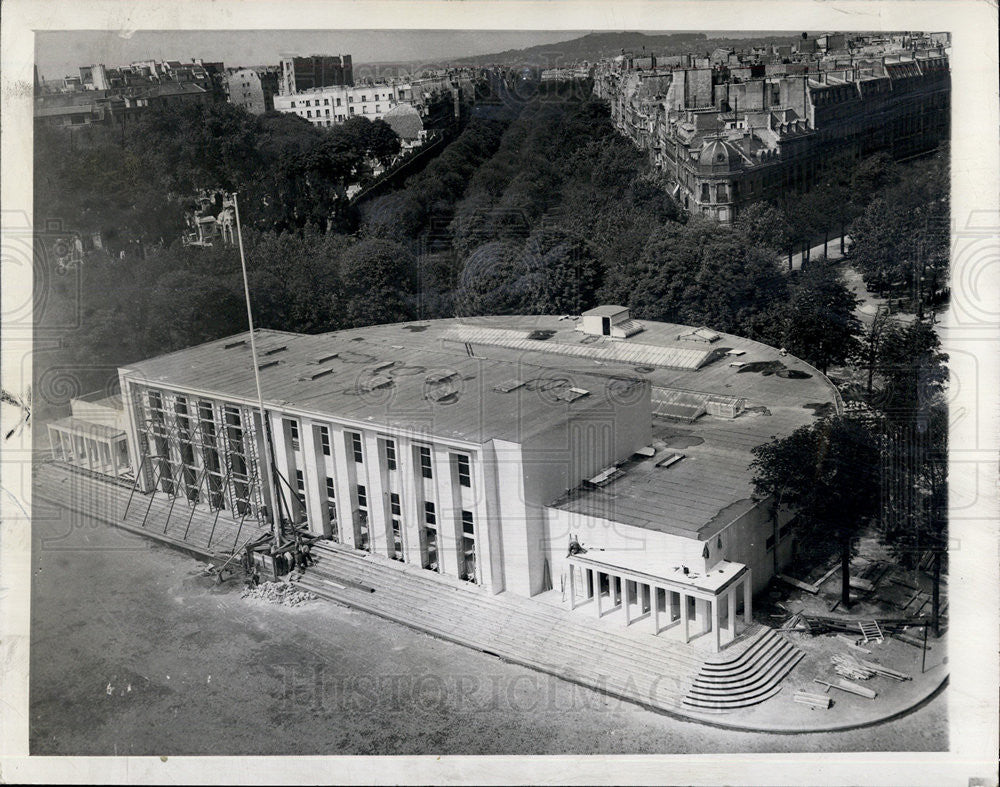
[34,30,592,79]
[34,29,806,80]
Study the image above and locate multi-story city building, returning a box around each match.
[274,81,412,127]
[225,67,280,114]
[592,36,950,223]
[272,72,471,128]
[35,57,226,131]
[279,54,353,95]
[52,310,842,653]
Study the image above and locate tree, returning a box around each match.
[735,201,791,260]
[868,319,948,428]
[340,238,417,327]
[626,218,788,335]
[521,226,603,314]
[781,262,862,374]
[750,416,882,607]
[453,241,532,316]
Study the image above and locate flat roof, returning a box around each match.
[121,315,840,535]
[120,326,640,446]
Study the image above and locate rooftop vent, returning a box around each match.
[556,386,590,403]
[494,378,526,393]
[584,466,625,488]
[678,327,721,343]
[224,340,246,349]
[655,452,685,468]
[426,385,458,403]
[315,353,339,364]
[426,370,458,384]
[264,345,287,355]
[362,375,393,392]
[300,368,334,381]
[257,360,280,371]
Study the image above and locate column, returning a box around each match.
[300,418,326,538]
[568,563,576,610]
[364,432,389,557]
[623,578,632,625]
[395,434,422,566]
[712,598,722,653]
[680,592,690,643]
[743,575,753,624]
[652,586,661,634]
[595,573,604,617]
[433,444,460,578]
[728,586,737,639]
[329,426,356,548]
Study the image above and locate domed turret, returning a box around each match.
[698,138,741,169]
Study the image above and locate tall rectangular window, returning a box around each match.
[390,492,401,517]
[385,439,397,471]
[320,426,331,456]
[424,501,436,525]
[419,446,433,479]
[325,476,338,541]
[456,454,471,487]
[357,484,368,509]
[461,510,476,582]
[391,519,404,561]
[351,432,363,463]
[287,419,300,451]
[295,469,306,511]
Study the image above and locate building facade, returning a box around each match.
[273,82,412,127]
[271,72,469,129]
[226,67,280,114]
[594,44,950,223]
[60,311,842,653]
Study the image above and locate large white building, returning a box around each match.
[272,74,458,128]
[53,310,841,653]
[273,82,411,127]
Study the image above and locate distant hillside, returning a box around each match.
[359,31,813,73]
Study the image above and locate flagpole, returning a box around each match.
[232,192,280,551]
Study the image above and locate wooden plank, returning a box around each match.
[849,576,875,592]
[777,574,819,594]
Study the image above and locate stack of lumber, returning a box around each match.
[793,690,832,709]
[832,652,912,682]
[832,653,876,680]
[815,677,877,699]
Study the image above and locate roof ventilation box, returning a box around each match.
[577,305,645,339]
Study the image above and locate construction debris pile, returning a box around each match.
[241,581,317,607]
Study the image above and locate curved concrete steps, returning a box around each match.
[293,541,707,712]
[682,628,804,712]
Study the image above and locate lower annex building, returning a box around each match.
[52,308,842,652]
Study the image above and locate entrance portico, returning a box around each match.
[567,554,752,653]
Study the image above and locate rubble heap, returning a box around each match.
[241,580,317,607]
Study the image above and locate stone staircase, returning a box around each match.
[293,541,707,714]
[681,626,804,712]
